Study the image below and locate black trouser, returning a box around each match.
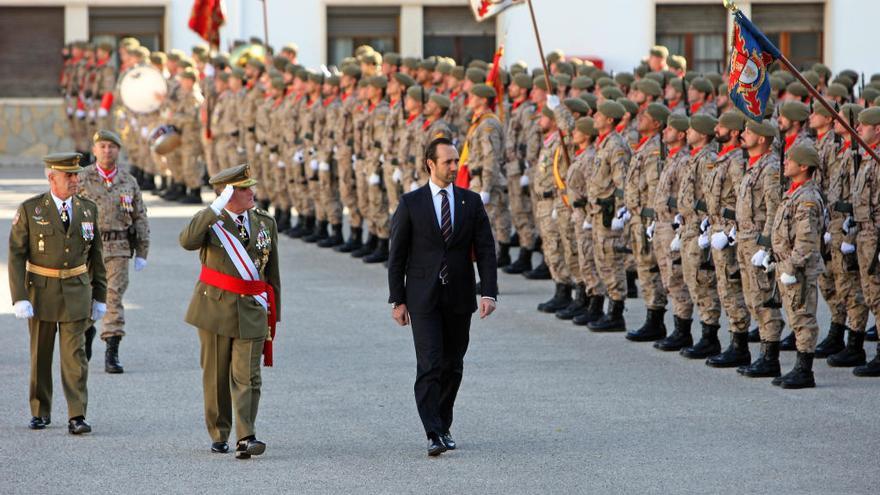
[409,287,472,438]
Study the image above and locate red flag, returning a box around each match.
[470,0,523,22]
[188,0,225,47]
[485,45,505,122]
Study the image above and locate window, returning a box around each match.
[89,7,165,53]
[423,7,496,66]
[656,4,728,74]
[327,7,399,67]
[0,7,64,97]
[753,3,823,70]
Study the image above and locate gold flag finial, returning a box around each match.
[723,0,739,12]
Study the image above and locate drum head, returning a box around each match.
[152,131,181,155]
[120,66,167,114]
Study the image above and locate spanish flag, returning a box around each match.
[188,0,225,48]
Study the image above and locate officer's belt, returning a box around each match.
[833,201,853,214]
[26,262,88,279]
[102,230,128,241]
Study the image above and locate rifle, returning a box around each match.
[850,110,862,178]
[682,78,691,116]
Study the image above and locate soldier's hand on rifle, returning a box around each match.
[520,175,529,187]
[840,241,856,254]
[368,173,381,186]
[729,226,737,245]
[843,215,855,234]
[611,208,629,231]
[699,217,711,234]
[546,95,561,110]
[779,272,797,286]
[698,231,711,249]
[480,191,491,205]
[392,167,403,184]
[672,213,683,230]
[823,231,832,244]
[582,220,593,230]
[670,233,681,252]
[762,254,775,273]
[646,221,655,241]
[751,248,768,267]
[710,231,729,250]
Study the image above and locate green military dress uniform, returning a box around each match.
[7,153,107,425]
[179,164,281,450]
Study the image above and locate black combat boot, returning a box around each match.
[152,176,168,196]
[652,315,694,349]
[162,182,184,201]
[84,325,96,362]
[497,243,512,268]
[352,232,377,258]
[747,326,761,343]
[286,215,304,238]
[679,322,720,358]
[523,260,551,279]
[775,352,816,389]
[737,341,781,378]
[853,344,880,377]
[555,284,587,320]
[538,283,572,313]
[814,323,847,358]
[865,325,878,342]
[573,295,605,326]
[779,330,797,351]
[707,331,751,368]
[336,227,362,253]
[827,331,867,367]
[509,232,520,247]
[304,220,328,243]
[587,299,626,332]
[625,308,667,342]
[363,238,389,264]
[503,247,533,274]
[180,187,203,204]
[298,216,316,240]
[276,210,292,234]
[105,336,124,374]
[318,224,344,248]
[626,270,638,298]
[141,173,156,191]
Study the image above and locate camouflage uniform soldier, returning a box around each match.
[302,71,330,244]
[382,73,416,215]
[78,131,150,374]
[351,80,376,258]
[63,42,86,151]
[449,67,478,143]
[70,45,92,155]
[260,79,285,228]
[623,103,671,343]
[333,65,364,253]
[168,68,205,204]
[91,43,117,133]
[284,70,314,238]
[418,94,455,187]
[210,72,239,173]
[769,145,826,388]
[736,120,785,379]
[396,84,427,197]
[688,78,718,118]
[314,75,345,248]
[242,60,267,203]
[359,76,391,263]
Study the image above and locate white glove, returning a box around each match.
[670,233,681,252]
[87,109,96,120]
[277,160,286,169]
[843,215,855,235]
[546,95,561,110]
[762,254,775,273]
[368,173,381,186]
[823,231,832,245]
[646,221,655,240]
[779,272,797,286]
[392,167,403,183]
[409,182,420,192]
[255,143,262,153]
[75,109,86,119]
[210,184,235,214]
[237,146,245,154]
[66,107,74,117]
[698,232,710,249]
[319,161,331,172]
[333,145,338,154]
[699,217,710,233]
[582,220,593,230]
[140,126,149,138]
[269,152,277,162]
[309,159,319,171]
[551,208,558,220]
[615,207,631,222]
[710,232,729,250]
[751,249,767,267]
[840,242,856,254]
[673,213,683,228]
[134,257,147,272]
[352,157,358,170]
[480,191,491,205]
[294,150,304,163]
[729,226,737,245]
[97,108,108,118]
[91,301,107,321]
[379,153,386,164]
[13,300,34,320]
[611,217,626,231]
[520,175,530,187]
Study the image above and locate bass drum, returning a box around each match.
[119,65,167,114]
[149,125,181,155]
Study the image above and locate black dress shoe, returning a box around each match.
[427,436,447,457]
[211,441,229,453]
[28,416,50,430]
[235,437,266,459]
[440,432,456,450]
[68,417,91,435]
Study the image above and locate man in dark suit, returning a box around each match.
[388,137,499,456]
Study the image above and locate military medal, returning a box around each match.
[81,221,94,241]
[120,194,133,213]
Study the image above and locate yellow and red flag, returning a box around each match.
[485,45,505,121]
[188,0,225,48]
[470,0,523,22]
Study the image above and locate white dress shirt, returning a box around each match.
[50,192,73,218]
[226,209,250,237]
[428,179,454,230]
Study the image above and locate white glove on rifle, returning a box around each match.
[269,152,277,162]
[409,182,419,192]
[480,191,491,205]
[255,143,262,153]
[751,249,767,267]
[13,300,34,320]
[546,95,561,110]
[670,233,681,252]
[779,272,797,286]
[582,220,593,230]
[823,231,832,245]
[210,184,235,214]
[710,231,729,250]
[75,109,86,119]
[392,167,403,183]
[551,208,558,220]
[672,213,683,229]
[520,175,530,187]
[840,242,856,254]
[97,108,108,118]
[277,161,286,169]
[91,300,107,321]
[309,159,319,171]
[699,217,710,234]
[698,232,710,249]
[843,215,855,235]
[728,226,737,245]
[134,257,147,272]
[140,126,149,138]
[294,150,304,163]
[318,162,331,172]
[368,173,381,186]
[616,207,632,223]
[646,221,655,241]
[611,217,626,231]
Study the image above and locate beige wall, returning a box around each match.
[0,99,73,160]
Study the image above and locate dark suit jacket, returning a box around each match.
[388,184,498,314]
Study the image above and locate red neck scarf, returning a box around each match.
[787,179,807,195]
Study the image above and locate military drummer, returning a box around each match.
[8,152,107,434]
[179,163,281,459]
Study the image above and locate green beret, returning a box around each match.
[789,144,820,169]
[875,96,880,107]
[533,76,557,92]
[546,49,564,65]
[177,57,193,69]
[812,63,831,79]
[705,73,723,92]
[841,104,864,122]
[393,72,416,88]
[468,59,489,71]
[216,71,230,83]
[813,101,834,118]
[342,64,361,78]
[863,87,880,104]
[471,83,496,99]
[360,52,381,65]
[466,68,487,84]
[634,64,648,78]
[511,60,528,73]
[93,129,122,148]
[119,37,140,49]
[281,43,299,55]
[369,75,388,89]
[667,114,690,132]
[436,61,453,75]
[786,81,808,98]
[718,82,729,95]
[576,116,598,137]
[690,114,718,136]
[400,57,418,70]
[429,93,451,109]
[596,77,616,89]
[802,70,821,88]
[555,73,572,87]
[192,44,209,56]
[228,66,246,80]
[579,93,598,112]
[564,98,590,115]
[718,111,746,131]
[858,107,880,126]
[270,77,285,90]
[149,52,167,65]
[179,68,198,81]
[555,61,574,76]
[541,105,555,120]
[407,85,427,103]
[384,52,401,66]
[357,78,369,89]
[780,101,810,122]
[419,57,437,71]
[689,77,714,95]
[307,71,325,84]
[513,73,533,90]
[601,86,624,100]
[295,68,309,81]
[615,72,635,87]
[246,58,265,72]
[666,55,684,71]
[645,72,666,86]
[532,68,545,79]
[212,54,229,67]
[452,66,466,81]
[572,76,594,90]
[578,64,597,77]
[746,120,778,139]
[872,73,880,82]
[773,70,795,85]
[272,55,288,71]
[97,42,114,53]
[133,47,151,60]
[650,45,669,59]
[598,100,626,120]
[636,79,662,97]
[43,152,84,173]
[840,69,859,83]
[326,75,341,87]
[645,103,671,124]
[616,97,638,116]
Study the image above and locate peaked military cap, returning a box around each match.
[43,152,84,173]
[210,163,258,188]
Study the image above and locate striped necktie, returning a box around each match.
[439,189,451,285]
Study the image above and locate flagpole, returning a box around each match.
[261,0,270,49]
[724,0,880,164]
[525,0,574,180]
